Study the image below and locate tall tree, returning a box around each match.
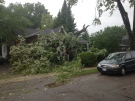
[8,2,48,29]
[90,26,126,53]
[67,0,135,50]
[53,0,76,32]
[96,0,135,50]
[0,2,32,43]
[41,12,54,29]
[53,11,62,28]
[66,4,76,32]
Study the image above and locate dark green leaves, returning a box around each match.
[90,26,126,53]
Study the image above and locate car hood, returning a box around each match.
[100,60,122,65]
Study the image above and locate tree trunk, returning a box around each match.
[132,2,135,50]
[116,0,135,50]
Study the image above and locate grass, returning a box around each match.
[45,68,98,87]
[0,62,99,86]
[55,68,98,85]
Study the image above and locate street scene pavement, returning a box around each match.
[1,70,135,101]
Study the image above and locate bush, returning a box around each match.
[79,52,97,66]
[89,47,108,62]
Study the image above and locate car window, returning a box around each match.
[131,51,135,59]
[107,53,125,60]
[126,53,132,60]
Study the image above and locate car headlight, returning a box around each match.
[109,64,119,68]
[97,63,101,67]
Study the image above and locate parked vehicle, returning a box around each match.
[0,55,4,65]
[97,51,135,75]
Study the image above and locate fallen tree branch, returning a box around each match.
[75,24,90,37]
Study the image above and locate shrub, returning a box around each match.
[96,49,108,62]
[79,52,97,66]
[89,47,108,62]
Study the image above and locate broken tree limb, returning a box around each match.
[75,24,90,37]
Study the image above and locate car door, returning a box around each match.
[125,52,133,71]
[130,51,135,70]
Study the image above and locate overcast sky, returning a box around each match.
[5,0,133,34]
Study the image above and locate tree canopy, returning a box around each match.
[53,0,76,32]
[90,26,126,53]
[8,2,48,29]
[41,12,54,29]
[0,2,32,43]
[0,1,53,43]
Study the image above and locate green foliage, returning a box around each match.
[79,52,97,66]
[55,67,98,84]
[55,57,82,72]
[23,2,47,29]
[10,36,51,75]
[90,26,126,53]
[79,46,108,66]
[10,33,80,74]
[53,0,76,32]
[41,12,54,29]
[55,57,81,83]
[55,57,98,84]
[89,47,108,62]
[8,2,48,29]
[0,3,32,44]
[81,31,90,41]
[0,1,50,44]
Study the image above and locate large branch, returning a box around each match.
[75,24,89,37]
[116,0,134,49]
[133,2,135,34]
[116,0,132,36]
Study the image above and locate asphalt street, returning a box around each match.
[1,72,135,101]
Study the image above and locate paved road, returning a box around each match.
[1,72,135,101]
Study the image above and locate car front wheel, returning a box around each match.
[121,67,126,76]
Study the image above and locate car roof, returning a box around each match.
[111,51,127,54]
[111,51,135,54]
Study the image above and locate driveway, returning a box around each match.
[1,72,135,101]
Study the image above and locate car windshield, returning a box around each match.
[106,53,126,60]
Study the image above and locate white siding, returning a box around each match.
[2,43,7,58]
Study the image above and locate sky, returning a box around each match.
[5,0,133,35]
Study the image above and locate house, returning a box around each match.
[1,26,66,59]
[119,34,130,51]
[14,25,66,43]
[1,25,89,61]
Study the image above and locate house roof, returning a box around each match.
[53,26,62,33]
[26,26,64,38]
[13,29,38,37]
[78,38,89,44]
[39,28,53,34]
[13,26,65,38]
[122,34,129,40]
